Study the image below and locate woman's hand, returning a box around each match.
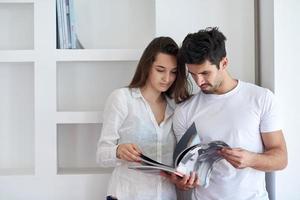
[160,171,199,191]
[116,143,142,162]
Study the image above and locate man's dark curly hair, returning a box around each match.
[179,27,227,69]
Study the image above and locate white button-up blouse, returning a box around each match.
[96,88,176,200]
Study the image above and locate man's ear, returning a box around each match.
[219,57,228,70]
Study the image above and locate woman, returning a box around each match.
[96,37,189,200]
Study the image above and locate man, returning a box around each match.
[170,27,287,200]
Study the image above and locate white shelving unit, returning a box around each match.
[0,62,34,176]
[0,0,35,179]
[56,111,101,124]
[0,0,34,3]
[0,2,33,50]
[0,0,153,199]
[0,0,256,199]
[73,0,155,49]
[57,61,137,111]
[56,49,142,61]
[0,50,35,62]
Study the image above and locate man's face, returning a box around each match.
[187,58,227,94]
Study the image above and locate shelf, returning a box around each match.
[0,0,34,3]
[0,168,34,176]
[0,62,34,175]
[57,167,113,175]
[57,124,104,174]
[0,50,35,62]
[56,111,102,124]
[56,49,142,61]
[57,61,137,111]
[0,3,33,50]
[73,0,155,49]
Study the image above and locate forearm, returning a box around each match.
[220,142,287,171]
[96,144,121,167]
[251,130,288,171]
[251,147,287,171]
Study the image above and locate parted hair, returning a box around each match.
[129,37,190,103]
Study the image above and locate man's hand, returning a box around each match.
[220,131,287,171]
[161,171,200,190]
[116,143,142,162]
[219,147,256,169]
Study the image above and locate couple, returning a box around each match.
[96,27,287,200]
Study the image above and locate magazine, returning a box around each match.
[128,123,230,188]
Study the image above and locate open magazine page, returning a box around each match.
[173,123,200,163]
[176,141,229,188]
[140,154,171,167]
[128,123,199,177]
[128,154,184,177]
[128,122,230,188]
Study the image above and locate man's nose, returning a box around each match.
[195,74,205,86]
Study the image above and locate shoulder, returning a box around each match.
[176,93,200,109]
[104,88,132,115]
[103,88,130,119]
[241,81,268,93]
[106,88,132,105]
[166,96,176,110]
[240,81,273,98]
[239,81,276,110]
[174,93,201,117]
[111,87,130,95]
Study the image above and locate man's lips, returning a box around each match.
[200,83,210,88]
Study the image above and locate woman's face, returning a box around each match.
[146,53,177,93]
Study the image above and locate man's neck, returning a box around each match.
[215,75,238,95]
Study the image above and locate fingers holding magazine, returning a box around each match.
[116,143,142,162]
[160,171,200,191]
[174,172,199,191]
[186,172,200,189]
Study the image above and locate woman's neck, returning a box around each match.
[140,85,164,104]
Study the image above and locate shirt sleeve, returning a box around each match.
[96,89,128,167]
[260,89,282,133]
[172,104,188,142]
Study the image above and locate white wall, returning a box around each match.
[274,0,300,199]
[155,0,256,84]
[258,0,274,90]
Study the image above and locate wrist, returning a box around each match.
[248,151,259,168]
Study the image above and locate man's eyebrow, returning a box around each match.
[188,71,208,75]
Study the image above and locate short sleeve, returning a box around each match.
[172,104,188,142]
[260,89,282,133]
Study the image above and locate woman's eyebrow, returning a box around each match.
[155,65,177,70]
[154,65,165,68]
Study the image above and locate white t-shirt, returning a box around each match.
[97,88,176,200]
[173,80,281,200]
